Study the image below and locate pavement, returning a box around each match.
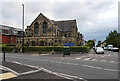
[0,49,119,81]
[0,61,85,81]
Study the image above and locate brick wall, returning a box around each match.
[2,35,16,44]
[2,35,10,44]
[11,36,16,44]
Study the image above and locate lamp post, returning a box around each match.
[62,36,65,46]
[22,4,24,53]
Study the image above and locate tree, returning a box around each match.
[105,30,120,47]
[86,40,95,48]
[96,40,101,47]
[87,40,95,46]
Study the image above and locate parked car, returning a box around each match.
[107,45,113,51]
[96,47,104,54]
[104,47,107,50]
[111,47,119,52]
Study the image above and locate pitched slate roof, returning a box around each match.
[55,20,76,32]
[0,25,23,36]
[30,13,77,32]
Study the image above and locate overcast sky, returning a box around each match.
[0,0,119,44]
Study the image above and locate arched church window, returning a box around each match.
[34,22,39,34]
[43,21,47,34]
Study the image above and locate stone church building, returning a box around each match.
[17,13,84,46]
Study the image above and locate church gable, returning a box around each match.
[31,13,53,27]
[26,13,57,36]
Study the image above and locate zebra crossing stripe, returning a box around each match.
[75,57,117,63]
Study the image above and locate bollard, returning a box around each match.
[39,51,41,54]
[3,52,5,61]
[63,54,65,57]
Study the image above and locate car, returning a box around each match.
[104,47,107,50]
[107,45,113,51]
[96,47,104,54]
[111,47,119,52]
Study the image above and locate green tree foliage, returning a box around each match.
[87,40,95,46]
[85,40,95,48]
[105,30,120,47]
[96,40,101,47]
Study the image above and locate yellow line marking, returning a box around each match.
[32,54,49,56]
[40,54,49,56]
[32,54,40,56]
[0,72,17,80]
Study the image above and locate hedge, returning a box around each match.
[24,46,90,53]
[1,46,90,53]
[1,46,19,52]
[54,46,64,52]
[0,44,16,47]
[24,46,52,52]
[70,46,90,53]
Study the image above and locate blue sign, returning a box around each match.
[64,43,74,46]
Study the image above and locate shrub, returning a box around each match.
[85,42,93,48]
[6,44,16,46]
[0,44,6,47]
[77,44,81,46]
[53,44,59,46]
[24,46,90,53]
[54,46,64,52]
[0,46,90,53]
[70,46,90,53]
[24,46,52,52]
[1,46,19,52]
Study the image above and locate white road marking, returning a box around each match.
[1,65,19,76]
[8,57,118,72]
[81,64,118,71]
[95,67,102,69]
[10,61,85,80]
[12,61,22,65]
[84,58,91,60]
[19,69,40,76]
[100,60,107,62]
[109,61,115,63]
[76,58,81,60]
[11,61,39,69]
[103,69,118,72]
[82,64,90,67]
[41,67,86,80]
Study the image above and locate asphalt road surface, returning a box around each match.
[2,50,119,80]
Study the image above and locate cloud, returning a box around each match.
[0,1,118,44]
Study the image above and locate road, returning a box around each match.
[3,50,119,80]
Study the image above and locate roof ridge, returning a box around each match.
[55,19,76,22]
[0,24,22,30]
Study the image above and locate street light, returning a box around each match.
[22,4,24,53]
[62,36,65,46]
